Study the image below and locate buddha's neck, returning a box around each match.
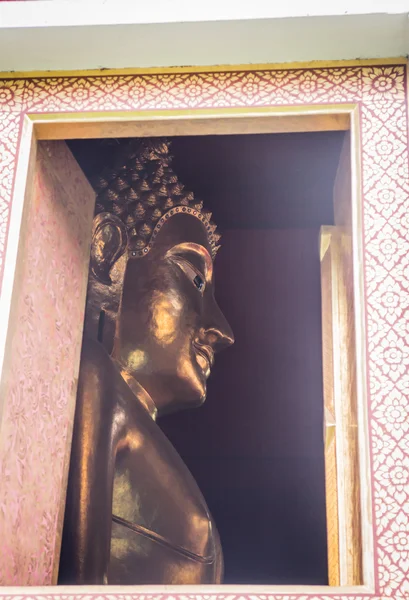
[114,363,158,421]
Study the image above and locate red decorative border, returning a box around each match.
[0,64,408,598]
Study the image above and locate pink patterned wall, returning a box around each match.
[0,141,95,584]
[0,64,407,598]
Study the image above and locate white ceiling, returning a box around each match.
[1,1,409,72]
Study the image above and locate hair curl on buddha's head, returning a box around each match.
[91,138,220,259]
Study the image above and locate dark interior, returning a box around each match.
[69,131,346,584]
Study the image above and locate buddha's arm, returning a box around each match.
[60,343,121,584]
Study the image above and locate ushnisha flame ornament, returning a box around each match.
[91,138,221,259]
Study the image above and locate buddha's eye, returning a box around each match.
[193,274,205,292]
[169,255,207,295]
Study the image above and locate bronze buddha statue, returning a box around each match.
[59,139,234,585]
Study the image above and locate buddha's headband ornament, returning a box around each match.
[91,138,221,260]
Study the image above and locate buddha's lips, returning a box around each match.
[193,343,214,371]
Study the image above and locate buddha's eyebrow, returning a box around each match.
[166,243,213,280]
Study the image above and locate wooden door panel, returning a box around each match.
[0,141,95,585]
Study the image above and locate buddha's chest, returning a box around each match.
[110,413,218,582]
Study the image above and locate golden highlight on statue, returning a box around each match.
[59,139,234,585]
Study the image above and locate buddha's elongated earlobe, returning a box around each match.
[90,212,128,284]
[84,213,128,355]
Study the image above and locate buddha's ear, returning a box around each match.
[90,212,128,284]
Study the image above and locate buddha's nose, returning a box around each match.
[203,300,235,353]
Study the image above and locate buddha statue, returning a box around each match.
[59,139,234,585]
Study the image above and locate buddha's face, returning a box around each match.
[113,214,234,415]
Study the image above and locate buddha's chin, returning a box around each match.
[184,373,207,409]
[163,365,207,413]
[179,356,209,401]
[166,387,206,415]
[186,378,207,408]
